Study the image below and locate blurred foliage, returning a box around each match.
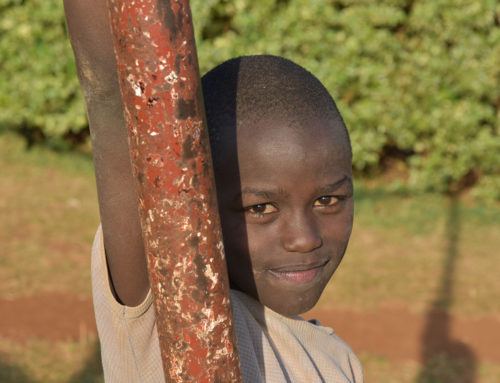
[1,0,499,199]
[0,0,87,149]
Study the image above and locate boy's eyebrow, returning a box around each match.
[240,187,290,199]
[316,176,353,194]
[237,176,353,201]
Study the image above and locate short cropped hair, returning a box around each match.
[201,55,351,164]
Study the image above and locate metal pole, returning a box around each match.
[104,1,242,381]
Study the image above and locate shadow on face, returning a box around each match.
[201,58,258,300]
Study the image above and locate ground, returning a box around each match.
[1,292,500,361]
[1,292,500,383]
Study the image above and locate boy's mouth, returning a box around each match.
[268,260,328,284]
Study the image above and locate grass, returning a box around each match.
[359,353,500,383]
[1,132,102,382]
[1,133,98,298]
[1,131,499,382]
[0,337,102,383]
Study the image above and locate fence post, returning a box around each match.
[104,1,242,381]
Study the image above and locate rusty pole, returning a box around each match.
[104,1,242,381]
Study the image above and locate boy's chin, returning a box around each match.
[256,289,322,317]
[272,298,318,317]
[229,276,324,317]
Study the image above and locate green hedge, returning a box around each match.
[1,0,499,199]
[0,0,86,146]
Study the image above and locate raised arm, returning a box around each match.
[64,0,149,305]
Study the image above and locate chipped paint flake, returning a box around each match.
[133,83,142,96]
[204,264,218,290]
[165,70,178,84]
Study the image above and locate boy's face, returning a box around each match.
[215,114,354,317]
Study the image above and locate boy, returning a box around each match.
[64,1,363,382]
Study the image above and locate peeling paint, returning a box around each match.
[106,0,242,381]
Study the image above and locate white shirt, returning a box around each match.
[92,226,364,382]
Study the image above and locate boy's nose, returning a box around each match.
[280,212,322,253]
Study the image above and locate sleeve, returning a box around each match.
[91,225,165,383]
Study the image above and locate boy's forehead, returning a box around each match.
[212,114,352,205]
[210,111,352,192]
[236,114,351,158]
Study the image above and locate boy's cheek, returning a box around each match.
[322,205,354,241]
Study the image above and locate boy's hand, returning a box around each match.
[64,0,150,305]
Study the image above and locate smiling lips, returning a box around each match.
[269,261,328,284]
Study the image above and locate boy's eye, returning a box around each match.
[313,196,340,207]
[245,203,278,215]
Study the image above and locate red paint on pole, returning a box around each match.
[105,1,242,381]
